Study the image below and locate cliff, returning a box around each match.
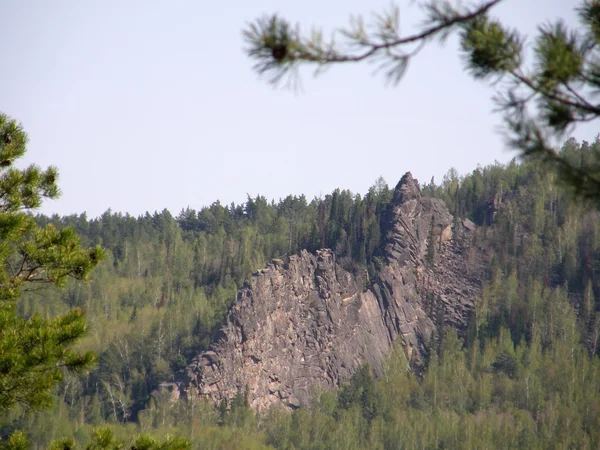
[179,172,482,411]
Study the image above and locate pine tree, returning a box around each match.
[244,0,600,200]
[0,113,104,414]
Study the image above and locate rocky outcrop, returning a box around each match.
[180,172,482,411]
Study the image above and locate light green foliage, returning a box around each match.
[129,434,190,450]
[53,426,192,450]
[49,437,76,450]
[0,431,28,450]
[73,428,190,450]
[84,428,121,450]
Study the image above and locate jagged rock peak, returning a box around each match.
[181,249,394,412]
[179,172,484,413]
[393,172,421,204]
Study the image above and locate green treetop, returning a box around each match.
[243,0,600,200]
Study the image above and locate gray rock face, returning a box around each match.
[181,173,482,411]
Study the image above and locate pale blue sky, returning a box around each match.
[0,0,595,218]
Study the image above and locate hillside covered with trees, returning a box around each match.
[2,136,600,449]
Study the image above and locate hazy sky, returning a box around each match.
[0,0,595,218]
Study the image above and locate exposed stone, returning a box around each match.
[462,218,476,232]
[179,172,483,411]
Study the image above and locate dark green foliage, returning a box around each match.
[0,113,103,418]
[460,14,522,78]
[426,214,436,266]
[0,308,95,412]
[337,365,380,421]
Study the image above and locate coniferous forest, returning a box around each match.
[2,136,600,449]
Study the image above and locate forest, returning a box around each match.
[1,135,600,449]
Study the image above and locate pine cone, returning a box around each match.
[272,44,287,62]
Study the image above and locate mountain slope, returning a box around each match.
[180,173,483,410]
